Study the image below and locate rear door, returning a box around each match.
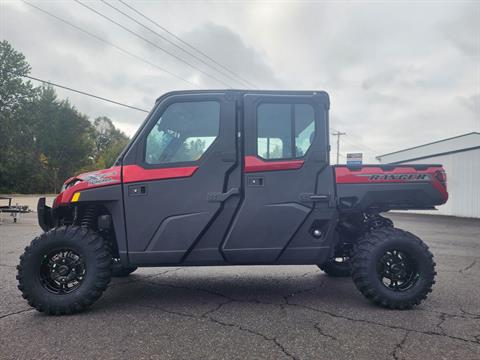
[222,92,336,264]
[122,92,239,265]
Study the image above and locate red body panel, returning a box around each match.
[53,163,448,208]
[335,166,448,202]
[53,165,198,207]
[54,167,121,206]
[244,155,304,173]
[122,165,198,183]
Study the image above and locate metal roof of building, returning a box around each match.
[376,132,480,163]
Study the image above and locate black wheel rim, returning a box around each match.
[377,249,419,292]
[39,249,86,294]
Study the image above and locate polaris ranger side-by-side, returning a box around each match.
[17,90,448,314]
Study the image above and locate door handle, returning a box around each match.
[128,184,147,196]
[207,188,240,202]
[247,176,264,186]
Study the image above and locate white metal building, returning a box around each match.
[376,132,480,219]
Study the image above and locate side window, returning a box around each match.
[257,103,315,160]
[145,101,220,164]
[295,104,315,157]
[257,104,291,159]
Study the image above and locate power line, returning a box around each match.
[22,1,198,87]
[331,126,378,155]
[344,134,377,153]
[74,0,234,88]
[102,0,253,89]
[23,74,149,113]
[117,0,258,89]
[342,136,376,154]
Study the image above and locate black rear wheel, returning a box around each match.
[17,226,112,315]
[351,228,436,309]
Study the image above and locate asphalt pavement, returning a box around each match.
[1,212,479,359]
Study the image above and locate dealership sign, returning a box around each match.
[347,153,363,166]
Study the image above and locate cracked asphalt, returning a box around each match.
[1,212,479,359]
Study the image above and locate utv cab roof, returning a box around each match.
[155,90,330,109]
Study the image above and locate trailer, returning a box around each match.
[0,196,30,224]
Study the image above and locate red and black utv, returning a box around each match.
[17,90,448,314]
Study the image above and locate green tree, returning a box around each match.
[30,86,95,192]
[92,116,129,168]
[0,40,36,113]
[0,40,38,192]
[0,41,130,194]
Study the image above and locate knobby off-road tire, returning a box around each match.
[17,226,112,315]
[351,228,436,309]
[319,258,352,277]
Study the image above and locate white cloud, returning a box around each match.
[1,0,478,163]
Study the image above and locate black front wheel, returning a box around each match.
[351,228,436,309]
[17,226,112,315]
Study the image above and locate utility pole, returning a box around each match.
[332,131,346,164]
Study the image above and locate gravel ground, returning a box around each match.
[0,212,479,360]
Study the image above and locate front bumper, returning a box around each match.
[37,197,54,232]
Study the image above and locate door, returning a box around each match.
[222,92,336,264]
[122,92,239,265]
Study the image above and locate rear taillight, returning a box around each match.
[435,170,447,186]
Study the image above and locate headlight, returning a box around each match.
[61,179,82,192]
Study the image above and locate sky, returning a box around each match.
[1,0,479,163]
